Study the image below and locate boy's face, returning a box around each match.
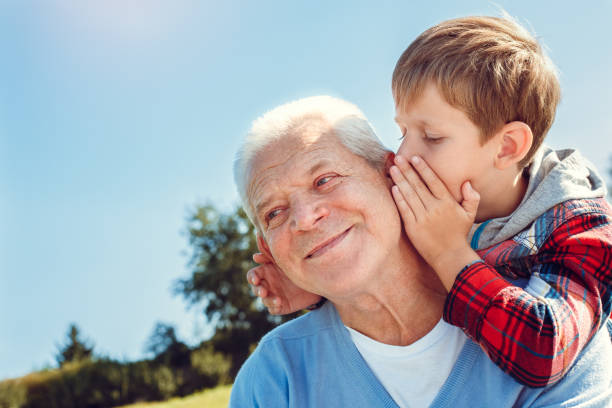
[394,82,499,202]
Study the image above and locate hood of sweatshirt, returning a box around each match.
[469,145,607,249]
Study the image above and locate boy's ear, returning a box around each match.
[494,121,533,170]
[256,233,274,260]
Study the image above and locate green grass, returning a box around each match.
[117,384,231,408]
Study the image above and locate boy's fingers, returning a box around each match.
[392,185,416,226]
[257,285,268,298]
[394,156,435,208]
[460,181,480,219]
[253,252,270,264]
[409,156,450,200]
[246,268,260,285]
[390,165,426,216]
[262,295,282,314]
[269,298,283,315]
[261,295,275,310]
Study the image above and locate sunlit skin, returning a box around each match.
[247,123,446,345]
[389,82,532,290]
[393,82,528,223]
[249,85,533,309]
[248,124,403,299]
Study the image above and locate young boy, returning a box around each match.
[247,15,612,387]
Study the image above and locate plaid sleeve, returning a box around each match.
[443,211,612,388]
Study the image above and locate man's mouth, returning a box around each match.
[305,226,353,259]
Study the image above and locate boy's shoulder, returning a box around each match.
[531,197,611,241]
[522,197,611,246]
[480,197,612,265]
[536,197,612,236]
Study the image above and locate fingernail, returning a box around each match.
[411,156,420,164]
[395,155,406,165]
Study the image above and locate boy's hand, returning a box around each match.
[247,252,323,315]
[390,155,481,291]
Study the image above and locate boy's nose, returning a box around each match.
[397,136,424,159]
[397,137,413,156]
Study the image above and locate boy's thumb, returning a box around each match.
[461,181,480,218]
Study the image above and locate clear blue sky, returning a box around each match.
[1,0,611,380]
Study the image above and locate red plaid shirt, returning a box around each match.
[444,197,612,387]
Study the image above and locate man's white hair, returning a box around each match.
[233,95,388,226]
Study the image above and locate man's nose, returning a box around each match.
[290,196,329,232]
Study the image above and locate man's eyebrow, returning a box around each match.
[254,191,274,218]
[308,159,331,175]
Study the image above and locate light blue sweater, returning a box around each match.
[230,302,612,407]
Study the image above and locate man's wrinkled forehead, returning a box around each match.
[246,124,339,217]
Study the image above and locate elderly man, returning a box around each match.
[229,96,612,407]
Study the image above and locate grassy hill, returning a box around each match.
[117,384,231,408]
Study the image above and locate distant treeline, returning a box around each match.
[0,204,299,408]
[0,344,228,408]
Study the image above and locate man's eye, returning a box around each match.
[266,209,282,221]
[315,176,334,187]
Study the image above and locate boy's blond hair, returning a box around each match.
[392,16,561,167]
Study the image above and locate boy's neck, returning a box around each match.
[475,168,528,223]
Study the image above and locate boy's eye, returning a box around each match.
[424,134,443,143]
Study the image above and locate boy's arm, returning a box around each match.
[444,212,611,387]
[390,155,612,387]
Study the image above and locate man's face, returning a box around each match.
[394,82,499,202]
[248,124,402,299]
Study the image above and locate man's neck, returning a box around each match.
[332,250,447,346]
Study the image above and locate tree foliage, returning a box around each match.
[175,204,299,377]
[55,324,94,368]
[145,322,191,368]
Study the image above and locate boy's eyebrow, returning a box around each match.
[394,116,440,130]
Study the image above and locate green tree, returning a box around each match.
[175,204,299,377]
[145,322,191,368]
[55,323,94,367]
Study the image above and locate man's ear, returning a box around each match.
[384,151,396,178]
[256,233,274,260]
[494,121,533,170]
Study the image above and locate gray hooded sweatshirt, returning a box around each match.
[469,145,608,250]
